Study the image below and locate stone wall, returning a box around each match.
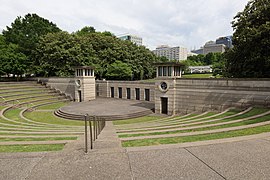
[32,77,270,115]
[34,77,75,100]
[174,78,270,113]
[96,80,155,103]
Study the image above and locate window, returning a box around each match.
[158,67,162,76]
[163,66,167,76]
[168,66,172,76]
[174,66,181,76]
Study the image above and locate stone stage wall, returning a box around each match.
[34,77,270,114]
[33,77,75,100]
[96,80,155,103]
[174,78,270,113]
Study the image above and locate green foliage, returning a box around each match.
[2,13,61,74]
[224,0,270,78]
[34,31,96,76]
[1,14,160,80]
[75,26,96,36]
[0,35,27,77]
[186,53,225,75]
[34,26,159,80]
[106,60,132,80]
[187,52,224,66]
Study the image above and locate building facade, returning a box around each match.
[189,66,212,74]
[152,45,188,61]
[216,36,233,48]
[118,34,142,46]
[191,35,232,55]
[203,41,226,55]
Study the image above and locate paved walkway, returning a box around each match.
[60,97,154,116]
[0,122,270,180]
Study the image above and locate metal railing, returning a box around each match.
[84,114,106,153]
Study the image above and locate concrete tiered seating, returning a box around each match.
[0,82,84,149]
[115,107,270,146]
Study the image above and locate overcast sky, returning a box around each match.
[0,0,248,50]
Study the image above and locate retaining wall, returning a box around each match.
[33,77,75,100]
[174,78,270,113]
[31,77,270,114]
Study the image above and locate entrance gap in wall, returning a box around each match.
[127,88,131,99]
[135,88,140,100]
[161,97,168,114]
[118,87,122,98]
[145,89,150,101]
[111,87,114,98]
[78,90,82,102]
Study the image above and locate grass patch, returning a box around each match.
[0,136,77,142]
[182,73,214,78]
[122,124,270,147]
[118,110,240,133]
[0,133,80,136]
[0,144,65,153]
[0,106,6,110]
[113,116,162,125]
[4,108,34,124]
[119,108,270,137]
[24,111,84,126]
[36,102,69,110]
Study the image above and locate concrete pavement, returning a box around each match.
[0,121,270,180]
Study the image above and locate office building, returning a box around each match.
[203,41,226,54]
[191,48,203,55]
[216,36,233,48]
[118,34,142,46]
[152,45,188,61]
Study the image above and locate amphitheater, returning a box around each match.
[1,65,270,179]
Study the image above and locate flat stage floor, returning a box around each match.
[60,98,155,117]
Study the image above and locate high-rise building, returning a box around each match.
[152,45,188,61]
[216,36,233,48]
[191,48,203,55]
[191,35,233,55]
[203,41,226,54]
[118,34,142,46]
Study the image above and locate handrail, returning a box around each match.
[84,114,106,153]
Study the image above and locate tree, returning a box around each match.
[33,32,96,77]
[0,35,27,78]
[75,26,95,36]
[2,13,61,74]
[224,0,270,78]
[106,61,132,80]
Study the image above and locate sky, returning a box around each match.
[0,0,248,50]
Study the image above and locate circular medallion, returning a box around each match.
[159,81,169,92]
[75,79,81,88]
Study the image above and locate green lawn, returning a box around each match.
[24,111,84,126]
[122,124,270,147]
[182,73,214,78]
[113,116,162,125]
[119,108,270,137]
[0,136,77,142]
[36,102,69,110]
[0,144,65,153]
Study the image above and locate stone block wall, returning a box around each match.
[174,78,270,113]
[96,80,155,103]
[34,77,75,100]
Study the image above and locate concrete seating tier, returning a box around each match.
[0,82,83,147]
[115,107,270,145]
[54,108,153,121]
